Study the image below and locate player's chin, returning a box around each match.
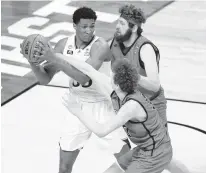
[83,35,93,42]
[114,33,122,40]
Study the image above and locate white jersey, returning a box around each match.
[63,34,111,102]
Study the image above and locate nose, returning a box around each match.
[116,22,120,30]
[85,27,92,34]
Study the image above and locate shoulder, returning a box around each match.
[140,43,156,61]
[92,37,109,48]
[91,37,113,61]
[124,99,140,109]
[54,37,68,53]
[118,100,138,120]
[140,43,154,52]
[123,99,147,121]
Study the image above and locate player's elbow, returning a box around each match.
[95,128,109,138]
[98,38,113,61]
[95,132,107,138]
[78,75,91,86]
[37,76,52,85]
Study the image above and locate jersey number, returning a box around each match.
[72,79,92,88]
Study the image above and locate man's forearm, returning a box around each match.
[51,53,90,85]
[138,75,160,92]
[55,53,113,100]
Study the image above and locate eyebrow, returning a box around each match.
[80,23,95,26]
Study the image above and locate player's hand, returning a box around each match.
[20,42,26,57]
[62,92,83,117]
[33,41,55,62]
[19,42,39,65]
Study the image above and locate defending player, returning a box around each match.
[109,4,167,126]
[62,59,173,173]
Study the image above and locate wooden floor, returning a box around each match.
[2,85,206,173]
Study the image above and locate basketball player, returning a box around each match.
[21,7,128,173]
[62,59,173,173]
[109,4,167,126]
[32,5,190,173]
[109,5,190,173]
[35,29,191,173]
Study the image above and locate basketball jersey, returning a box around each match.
[63,34,111,102]
[110,36,168,125]
[110,35,160,100]
[110,91,170,155]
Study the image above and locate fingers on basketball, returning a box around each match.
[21,34,48,65]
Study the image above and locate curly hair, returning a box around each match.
[119,4,146,24]
[73,7,97,24]
[112,59,139,94]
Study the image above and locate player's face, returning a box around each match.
[75,19,95,43]
[115,17,132,43]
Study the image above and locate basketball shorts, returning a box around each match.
[59,91,127,152]
[116,142,172,173]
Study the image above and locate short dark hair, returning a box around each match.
[73,7,97,24]
[112,59,139,94]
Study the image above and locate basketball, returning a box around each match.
[21,34,49,65]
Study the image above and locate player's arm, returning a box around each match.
[67,100,145,138]
[107,38,117,67]
[139,44,161,92]
[52,38,113,85]
[55,52,113,100]
[29,38,66,85]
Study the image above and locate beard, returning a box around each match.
[115,28,132,43]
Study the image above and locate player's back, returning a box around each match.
[63,34,111,102]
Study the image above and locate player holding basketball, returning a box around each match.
[20,7,128,173]
[36,46,192,173]
[34,4,190,173]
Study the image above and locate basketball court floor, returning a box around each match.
[1,1,206,173]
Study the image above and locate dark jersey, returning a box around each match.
[111,91,170,155]
[110,36,167,125]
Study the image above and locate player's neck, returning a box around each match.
[123,33,138,47]
[75,36,88,49]
[116,91,127,101]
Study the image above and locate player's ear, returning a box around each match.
[132,25,138,33]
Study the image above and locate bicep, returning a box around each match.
[140,44,160,82]
[85,57,103,71]
[88,39,113,68]
[105,101,137,133]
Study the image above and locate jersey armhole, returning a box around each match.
[126,98,148,123]
[138,42,160,72]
